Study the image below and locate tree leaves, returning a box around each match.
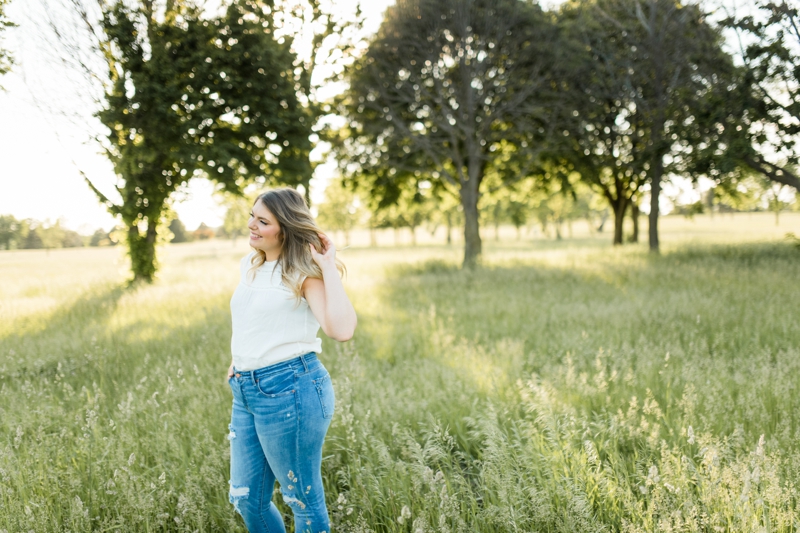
[92,0,313,281]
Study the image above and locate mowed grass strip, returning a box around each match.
[1,234,799,532]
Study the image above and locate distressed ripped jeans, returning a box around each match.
[228,352,334,533]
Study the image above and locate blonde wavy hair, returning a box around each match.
[248,188,344,300]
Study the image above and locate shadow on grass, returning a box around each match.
[0,283,129,379]
[372,240,800,375]
[355,240,800,446]
[0,280,231,387]
[0,278,235,447]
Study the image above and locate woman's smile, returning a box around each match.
[247,202,282,255]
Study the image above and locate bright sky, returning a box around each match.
[0,0,759,234]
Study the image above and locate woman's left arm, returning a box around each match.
[303,234,357,342]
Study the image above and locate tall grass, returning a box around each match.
[1,234,799,532]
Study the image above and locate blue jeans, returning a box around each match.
[228,352,335,533]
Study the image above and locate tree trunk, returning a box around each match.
[370,227,377,247]
[410,225,417,246]
[630,202,639,243]
[461,185,481,267]
[611,197,628,245]
[127,216,159,283]
[446,212,452,245]
[649,154,663,253]
[494,204,501,241]
[597,211,608,233]
[706,188,715,219]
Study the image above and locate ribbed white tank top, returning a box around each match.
[230,252,322,371]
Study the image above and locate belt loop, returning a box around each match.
[300,353,309,373]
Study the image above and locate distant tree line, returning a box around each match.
[309,174,799,248]
[0,215,113,250]
[0,213,233,251]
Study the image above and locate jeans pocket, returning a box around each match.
[313,374,335,420]
[254,369,296,398]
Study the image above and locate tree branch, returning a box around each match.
[744,154,800,191]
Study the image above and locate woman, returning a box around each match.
[226,188,357,533]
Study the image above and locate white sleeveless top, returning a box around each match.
[230,252,322,371]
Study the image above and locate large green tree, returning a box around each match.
[560,0,733,252]
[56,0,313,282]
[558,1,648,246]
[338,0,563,267]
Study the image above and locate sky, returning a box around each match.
[0,0,760,234]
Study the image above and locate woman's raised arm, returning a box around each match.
[303,233,357,342]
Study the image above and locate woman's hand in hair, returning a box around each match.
[309,233,337,272]
[304,232,357,342]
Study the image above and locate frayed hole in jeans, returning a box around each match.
[229,484,249,514]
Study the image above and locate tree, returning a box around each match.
[192,222,215,240]
[711,175,795,224]
[220,193,251,244]
[316,178,363,246]
[0,215,22,250]
[22,224,43,249]
[436,194,463,245]
[764,182,792,225]
[0,0,14,82]
[711,175,764,213]
[481,192,507,242]
[721,1,800,192]
[560,0,733,252]
[480,175,537,242]
[61,229,85,247]
[168,218,190,243]
[558,2,648,245]
[528,178,577,240]
[338,0,563,266]
[398,184,438,246]
[89,228,116,246]
[48,0,314,282]
[38,220,66,249]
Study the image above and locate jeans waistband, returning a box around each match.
[232,352,318,380]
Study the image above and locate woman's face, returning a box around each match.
[248,201,282,259]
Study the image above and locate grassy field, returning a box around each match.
[1,212,800,532]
